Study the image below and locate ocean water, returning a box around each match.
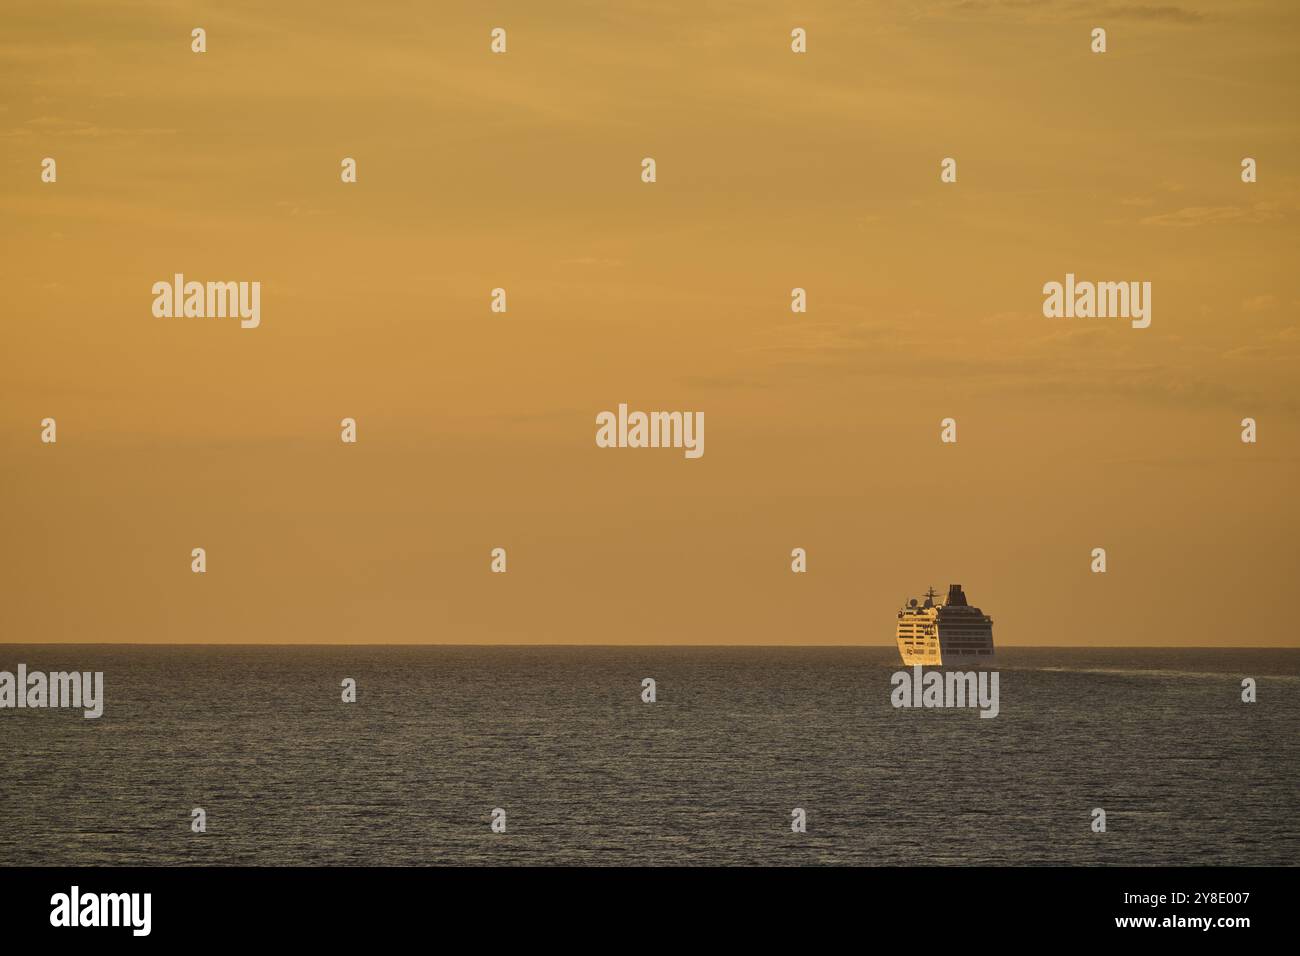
[0,645,1296,866]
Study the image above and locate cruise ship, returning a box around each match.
[896,584,995,666]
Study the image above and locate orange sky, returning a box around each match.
[2,0,1298,645]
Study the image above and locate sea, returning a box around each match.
[1,645,1295,866]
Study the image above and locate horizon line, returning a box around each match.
[1,642,1296,650]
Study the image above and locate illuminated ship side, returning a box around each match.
[895,584,995,667]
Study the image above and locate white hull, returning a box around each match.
[898,648,997,668]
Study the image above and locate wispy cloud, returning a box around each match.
[0,114,175,139]
[1139,202,1285,227]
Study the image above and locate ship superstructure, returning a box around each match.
[896,584,995,666]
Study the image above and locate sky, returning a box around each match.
[2,0,1298,645]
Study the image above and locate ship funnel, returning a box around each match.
[946,584,968,606]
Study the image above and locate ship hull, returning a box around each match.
[897,646,996,668]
